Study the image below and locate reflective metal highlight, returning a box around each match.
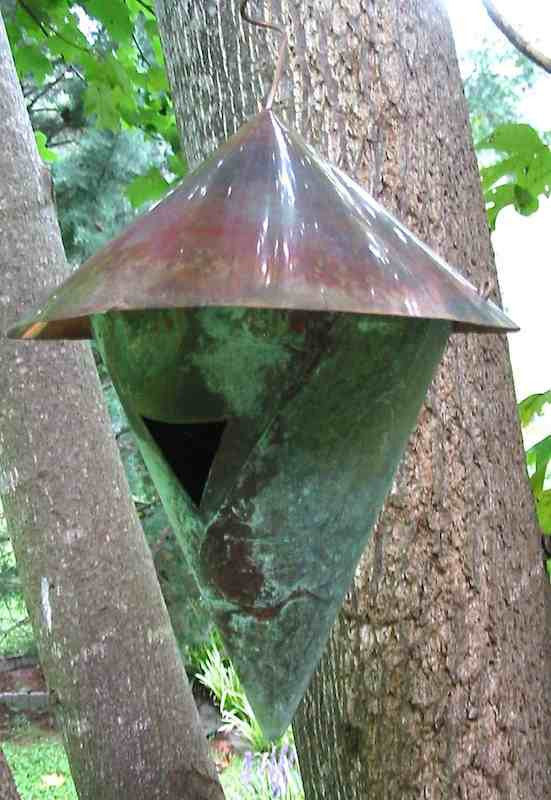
[8,110,516,340]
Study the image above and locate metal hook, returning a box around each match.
[240,0,288,110]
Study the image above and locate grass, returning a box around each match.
[4,739,304,799]
[3,740,77,800]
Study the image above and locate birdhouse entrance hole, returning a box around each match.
[142,418,227,507]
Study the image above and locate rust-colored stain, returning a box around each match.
[201,519,264,606]
[237,588,324,621]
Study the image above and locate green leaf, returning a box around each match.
[480,156,517,193]
[43,17,91,60]
[146,65,169,93]
[167,152,186,179]
[518,391,551,427]
[513,184,538,216]
[84,84,121,130]
[485,184,514,231]
[144,18,164,62]
[526,436,551,497]
[83,0,133,44]
[35,130,58,162]
[478,123,551,228]
[126,167,168,207]
[536,491,551,534]
[478,123,543,155]
[101,53,134,93]
[14,44,51,82]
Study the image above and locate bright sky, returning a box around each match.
[445,0,551,447]
[446,0,551,53]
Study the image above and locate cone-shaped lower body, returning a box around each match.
[93,310,450,739]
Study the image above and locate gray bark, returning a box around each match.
[0,14,222,800]
[155,1,549,798]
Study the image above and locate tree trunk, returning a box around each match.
[0,15,223,800]
[155,1,549,797]
[0,749,21,800]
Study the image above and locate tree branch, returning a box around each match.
[482,0,551,74]
[27,72,67,111]
[47,138,78,147]
[134,0,155,16]
[132,32,151,67]
[29,107,61,114]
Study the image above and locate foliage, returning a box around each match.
[518,391,551,428]
[196,639,293,754]
[464,39,551,231]
[526,437,551,534]
[478,124,551,230]
[3,740,78,800]
[0,518,34,657]
[521,395,551,544]
[0,593,34,657]
[517,397,551,576]
[5,0,185,222]
[196,637,304,796]
[53,127,164,263]
[461,37,536,142]
[5,0,179,149]
[126,165,169,208]
[0,508,19,597]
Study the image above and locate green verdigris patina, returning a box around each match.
[93,308,450,738]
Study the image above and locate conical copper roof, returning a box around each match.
[9,110,516,340]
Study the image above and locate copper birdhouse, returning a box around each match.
[8,3,517,739]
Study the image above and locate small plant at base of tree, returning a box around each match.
[196,637,294,753]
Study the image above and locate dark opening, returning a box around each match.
[142,418,227,507]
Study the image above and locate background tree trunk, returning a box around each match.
[0,15,223,800]
[0,749,21,800]
[155,1,549,797]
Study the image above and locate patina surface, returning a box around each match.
[93,309,449,738]
[9,111,515,341]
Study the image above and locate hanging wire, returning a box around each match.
[240,0,288,110]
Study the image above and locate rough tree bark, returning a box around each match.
[155,1,549,798]
[0,15,223,800]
